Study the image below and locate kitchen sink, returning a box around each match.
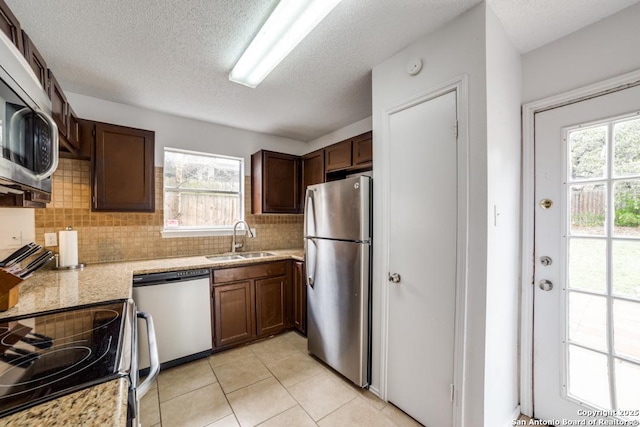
[237,252,276,259]
[206,254,245,262]
[206,252,276,262]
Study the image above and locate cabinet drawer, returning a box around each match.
[213,261,287,284]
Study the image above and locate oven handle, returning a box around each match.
[136,310,160,399]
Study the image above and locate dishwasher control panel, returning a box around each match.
[176,269,210,277]
[133,268,211,286]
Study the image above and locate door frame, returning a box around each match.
[378,75,469,427]
[520,69,640,417]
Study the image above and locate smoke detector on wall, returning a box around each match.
[406,57,423,76]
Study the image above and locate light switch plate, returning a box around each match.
[44,232,58,246]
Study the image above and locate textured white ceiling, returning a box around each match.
[6,0,640,141]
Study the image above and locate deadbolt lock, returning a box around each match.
[539,199,553,209]
[540,256,552,266]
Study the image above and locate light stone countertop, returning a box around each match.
[0,248,304,426]
[0,378,129,427]
[0,248,304,320]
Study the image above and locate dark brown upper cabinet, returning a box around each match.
[21,31,47,91]
[302,149,325,190]
[64,105,81,153]
[352,132,373,166]
[301,149,324,212]
[48,70,68,140]
[325,140,352,172]
[323,131,373,181]
[88,121,155,212]
[49,71,87,159]
[0,0,22,53]
[251,150,301,214]
[325,131,373,173]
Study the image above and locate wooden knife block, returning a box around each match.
[0,269,23,311]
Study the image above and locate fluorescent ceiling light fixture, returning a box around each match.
[229,0,342,88]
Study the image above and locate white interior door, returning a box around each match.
[534,85,640,422]
[387,90,457,426]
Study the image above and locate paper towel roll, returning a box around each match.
[58,229,78,267]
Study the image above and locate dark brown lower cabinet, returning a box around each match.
[255,276,287,337]
[213,281,255,348]
[211,260,294,351]
[293,261,306,335]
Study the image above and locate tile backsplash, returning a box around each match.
[34,159,303,264]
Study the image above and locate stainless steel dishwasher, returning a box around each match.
[132,269,212,371]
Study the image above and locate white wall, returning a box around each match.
[484,5,522,426]
[0,208,35,250]
[372,4,488,424]
[522,1,640,103]
[304,116,372,154]
[67,92,308,171]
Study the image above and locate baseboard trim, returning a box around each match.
[368,385,381,398]
[505,405,522,427]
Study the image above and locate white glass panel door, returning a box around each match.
[534,85,640,423]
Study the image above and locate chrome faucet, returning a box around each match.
[232,220,255,253]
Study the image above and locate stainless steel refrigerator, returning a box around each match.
[304,175,372,387]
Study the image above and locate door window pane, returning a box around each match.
[569,125,607,180]
[613,300,640,361]
[613,180,640,237]
[612,240,640,299]
[568,345,611,409]
[569,292,607,351]
[568,238,606,293]
[570,184,606,236]
[614,359,640,419]
[613,117,640,177]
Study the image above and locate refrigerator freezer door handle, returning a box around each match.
[303,188,316,238]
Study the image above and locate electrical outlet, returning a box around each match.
[44,232,58,246]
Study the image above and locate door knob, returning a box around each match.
[539,280,553,291]
[388,273,401,283]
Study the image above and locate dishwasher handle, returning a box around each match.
[136,311,160,399]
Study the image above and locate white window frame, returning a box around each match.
[161,147,246,238]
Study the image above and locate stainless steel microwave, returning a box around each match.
[0,31,58,196]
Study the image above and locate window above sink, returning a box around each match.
[161,147,248,238]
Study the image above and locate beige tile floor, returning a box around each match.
[140,331,422,427]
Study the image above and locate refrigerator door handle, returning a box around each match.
[304,187,317,288]
[304,188,316,238]
[304,236,316,288]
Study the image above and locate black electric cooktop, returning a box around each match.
[0,300,129,418]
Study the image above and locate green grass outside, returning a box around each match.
[569,236,640,298]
